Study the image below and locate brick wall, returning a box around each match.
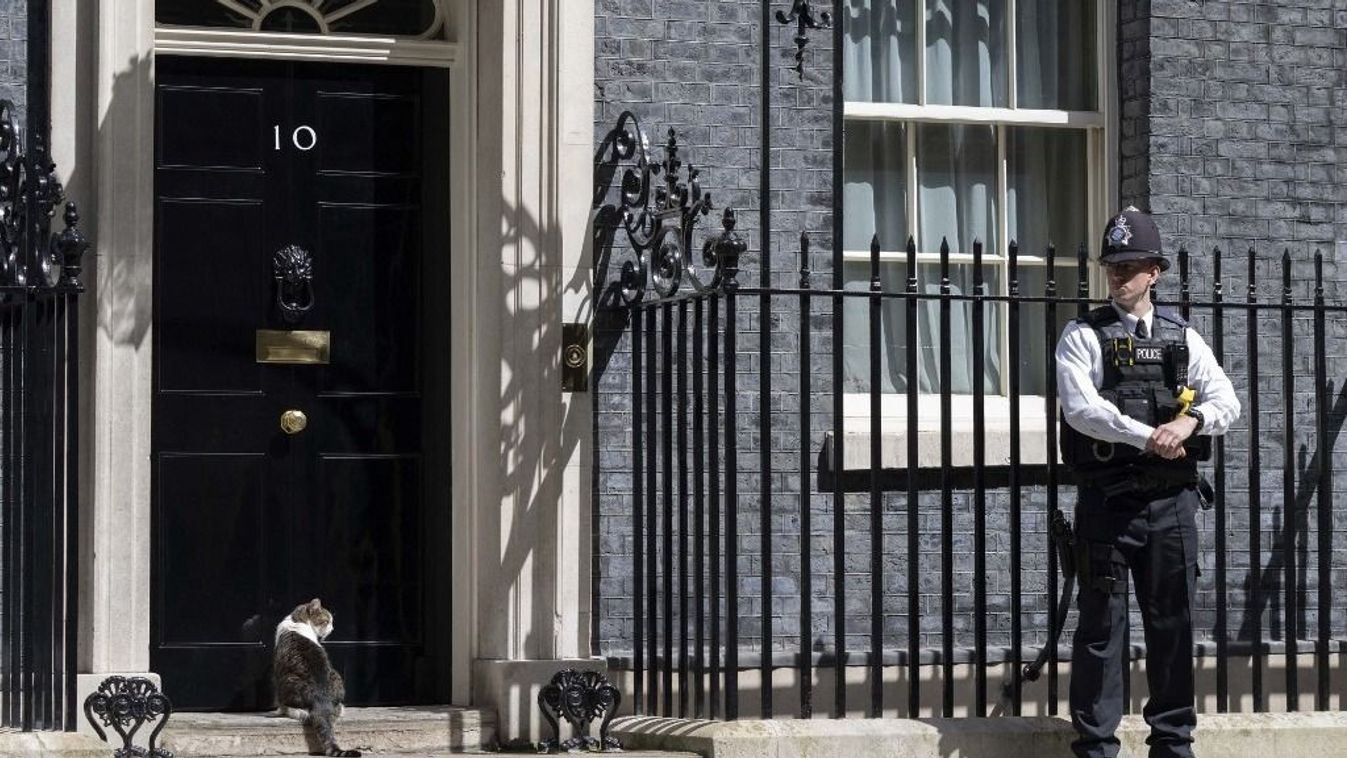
[1118,0,1151,202]
[0,0,25,124]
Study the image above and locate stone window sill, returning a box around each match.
[826,394,1061,470]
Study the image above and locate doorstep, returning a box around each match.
[7,708,711,756]
[160,705,494,755]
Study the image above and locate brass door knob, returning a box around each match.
[280,409,308,435]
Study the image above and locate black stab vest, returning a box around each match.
[1060,305,1207,474]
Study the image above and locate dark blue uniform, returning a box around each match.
[1057,207,1239,757]
[1063,305,1201,758]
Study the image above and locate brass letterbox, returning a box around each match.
[256,330,331,364]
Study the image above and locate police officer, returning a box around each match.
[1055,207,1240,758]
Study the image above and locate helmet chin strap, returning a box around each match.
[1113,290,1152,316]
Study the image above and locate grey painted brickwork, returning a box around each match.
[594,0,1347,670]
[0,0,25,126]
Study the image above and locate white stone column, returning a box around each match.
[50,0,160,733]
[80,0,158,682]
[469,0,598,746]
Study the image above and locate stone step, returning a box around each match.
[0,729,113,757]
[203,753,698,757]
[615,712,1347,758]
[160,706,495,756]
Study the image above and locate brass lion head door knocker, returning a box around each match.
[272,244,315,322]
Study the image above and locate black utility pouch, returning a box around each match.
[1116,387,1154,424]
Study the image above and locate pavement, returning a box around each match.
[613,711,1347,757]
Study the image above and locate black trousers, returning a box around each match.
[1069,485,1200,758]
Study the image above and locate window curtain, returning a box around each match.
[1007,128,1089,262]
[843,121,909,252]
[1009,128,1089,396]
[1016,0,1096,110]
[916,265,1002,395]
[843,0,1092,109]
[918,123,996,257]
[843,263,1003,394]
[842,262,910,393]
[913,123,999,394]
[926,0,1006,107]
[844,0,917,104]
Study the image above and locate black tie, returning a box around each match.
[1135,320,1148,339]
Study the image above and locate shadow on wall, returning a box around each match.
[506,187,591,606]
[1237,379,1347,646]
[477,190,598,742]
[472,82,596,671]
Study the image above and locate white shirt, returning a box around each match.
[1055,303,1241,449]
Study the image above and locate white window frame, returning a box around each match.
[834,0,1118,469]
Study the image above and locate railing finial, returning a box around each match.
[1282,248,1293,303]
[1314,249,1323,303]
[869,234,881,288]
[973,237,984,291]
[55,201,89,289]
[905,236,917,292]
[1212,245,1223,300]
[798,230,811,287]
[1247,247,1257,300]
[712,207,745,292]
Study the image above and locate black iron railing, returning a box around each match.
[0,0,88,729]
[600,228,1343,720]
[1,270,83,732]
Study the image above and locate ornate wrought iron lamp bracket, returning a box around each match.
[607,111,745,306]
[0,99,88,292]
[536,669,622,753]
[776,0,832,79]
[83,676,175,758]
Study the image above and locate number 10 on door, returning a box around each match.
[274,125,318,151]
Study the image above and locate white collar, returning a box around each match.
[275,616,320,645]
[1111,302,1153,336]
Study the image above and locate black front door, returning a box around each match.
[151,57,451,710]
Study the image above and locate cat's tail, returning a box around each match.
[305,702,360,757]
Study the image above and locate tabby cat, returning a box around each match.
[273,599,361,757]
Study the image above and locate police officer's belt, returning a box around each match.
[1071,459,1200,499]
